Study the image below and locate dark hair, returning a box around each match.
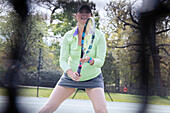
[76,4,92,14]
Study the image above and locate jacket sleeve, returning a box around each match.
[93,32,107,68]
[59,34,71,73]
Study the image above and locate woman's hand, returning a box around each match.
[66,69,81,81]
[80,56,94,65]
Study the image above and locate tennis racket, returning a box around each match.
[77,17,95,76]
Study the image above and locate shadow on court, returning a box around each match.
[0,96,170,113]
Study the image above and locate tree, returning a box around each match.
[101,0,137,93]
[102,52,120,92]
[138,0,170,96]
[0,11,47,83]
[103,0,170,96]
[33,0,98,38]
[0,0,31,112]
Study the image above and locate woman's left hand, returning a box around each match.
[80,56,94,65]
[80,56,90,65]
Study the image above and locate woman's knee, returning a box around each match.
[94,104,108,113]
[38,105,50,113]
[38,103,58,113]
[95,107,108,113]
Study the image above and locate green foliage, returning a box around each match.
[40,42,61,71]
[50,12,77,37]
[101,0,136,89]
[0,11,50,84]
[102,52,119,85]
[49,41,61,68]
[0,11,47,58]
[48,1,98,38]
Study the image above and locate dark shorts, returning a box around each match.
[57,73,104,89]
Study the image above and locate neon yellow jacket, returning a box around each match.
[59,27,107,81]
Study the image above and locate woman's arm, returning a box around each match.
[59,33,81,81]
[59,34,71,73]
[92,32,107,68]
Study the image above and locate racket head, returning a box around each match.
[82,17,95,58]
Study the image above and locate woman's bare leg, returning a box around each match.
[38,85,76,113]
[86,88,108,113]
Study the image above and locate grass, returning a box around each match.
[0,87,170,106]
[148,96,170,105]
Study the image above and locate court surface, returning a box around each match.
[0,96,170,113]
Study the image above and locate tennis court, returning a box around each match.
[0,96,170,113]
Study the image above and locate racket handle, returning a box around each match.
[77,66,81,76]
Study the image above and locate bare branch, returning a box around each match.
[36,3,52,11]
[160,61,169,66]
[156,28,170,34]
[157,44,170,47]
[50,7,58,23]
[117,16,141,30]
[114,43,143,48]
[159,48,170,56]
[129,5,139,25]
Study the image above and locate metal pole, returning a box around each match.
[37,48,41,97]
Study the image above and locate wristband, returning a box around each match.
[87,57,92,63]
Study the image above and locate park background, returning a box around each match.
[0,0,169,105]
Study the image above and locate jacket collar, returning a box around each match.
[73,26,78,37]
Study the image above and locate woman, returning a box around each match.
[38,4,108,113]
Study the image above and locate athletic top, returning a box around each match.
[59,27,107,81]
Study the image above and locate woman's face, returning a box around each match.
[75,9,92,25]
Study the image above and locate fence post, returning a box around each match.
[37,48,41,97]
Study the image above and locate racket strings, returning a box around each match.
[80,18,95,58]
[85,20,93,35]
[83,20,94,57]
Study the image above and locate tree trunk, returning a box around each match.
[148,16,167,96]
[168,68,170,89]
[152,54,167,96]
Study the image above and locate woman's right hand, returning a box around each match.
[66,69,81,81]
